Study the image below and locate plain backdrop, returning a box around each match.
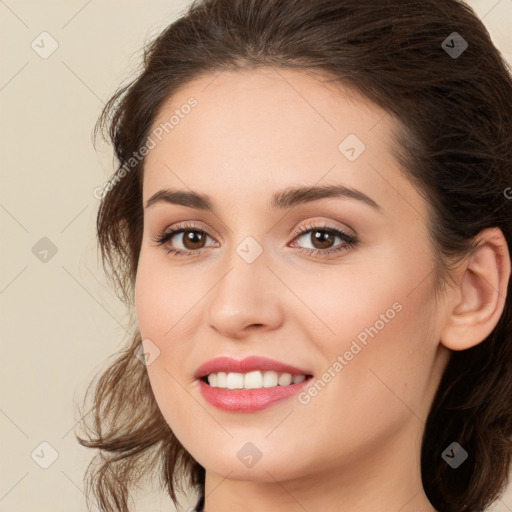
[1,1,511,511]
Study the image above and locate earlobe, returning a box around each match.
[440,227,511,351]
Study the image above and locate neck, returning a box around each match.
[202,417,437,512]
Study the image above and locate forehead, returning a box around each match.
[142,66,416,216]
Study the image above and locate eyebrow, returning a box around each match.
[145,184,382,212]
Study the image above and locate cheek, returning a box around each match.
[292,244,437,405]
[285,258,417,355]
[286,282,437,470]
[134,260,201,437]
[135,255,190,340]
[134,257,201,388]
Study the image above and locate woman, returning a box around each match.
[77,0,512,511]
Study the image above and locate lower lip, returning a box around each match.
[198,378,312,412]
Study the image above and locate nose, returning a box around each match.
[206,250,284,339]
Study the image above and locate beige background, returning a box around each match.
[1,1,511,511]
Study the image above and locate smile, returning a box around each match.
[204,370,308,389]
[195,355,314,412]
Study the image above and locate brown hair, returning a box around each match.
[76,1,512,511]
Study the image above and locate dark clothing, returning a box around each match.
[193,494,205,512]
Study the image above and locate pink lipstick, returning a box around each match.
[195,356,313,412]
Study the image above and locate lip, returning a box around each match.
[194,356,314,412]
[198,378,312,412]
[194,355,313,379]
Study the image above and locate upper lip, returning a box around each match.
[194,356,313,379]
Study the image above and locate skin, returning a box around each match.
[134,67,510,512]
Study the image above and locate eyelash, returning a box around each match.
[151,221,358,259]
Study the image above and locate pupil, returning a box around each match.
[184,230,204,249]
[313,230,333,249]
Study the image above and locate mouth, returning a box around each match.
[194,356,314,412]
[200,370,313,389]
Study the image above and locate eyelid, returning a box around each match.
[151,220,217,247]
[154,219,353,242]
[289,220,355,241]
[154,220,220,242]
[152,218,358,258]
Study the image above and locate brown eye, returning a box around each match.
[289,223,358,258]
[153,224,217,257]
[181,230,207,250]
[308,229,336,250]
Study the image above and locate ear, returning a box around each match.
[440,227,511,351]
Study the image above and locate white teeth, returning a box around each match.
[244,370,263,389]
[206,371,308,389]
[278,373,292,386]
[263,370,278,388]
[216,372,227,387]
[226,372,244,389]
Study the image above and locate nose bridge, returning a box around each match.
[218,234,273,303]
[206,232,283,335]
[218,206,271,276]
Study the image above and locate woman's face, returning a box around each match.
[135,67,451,484]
